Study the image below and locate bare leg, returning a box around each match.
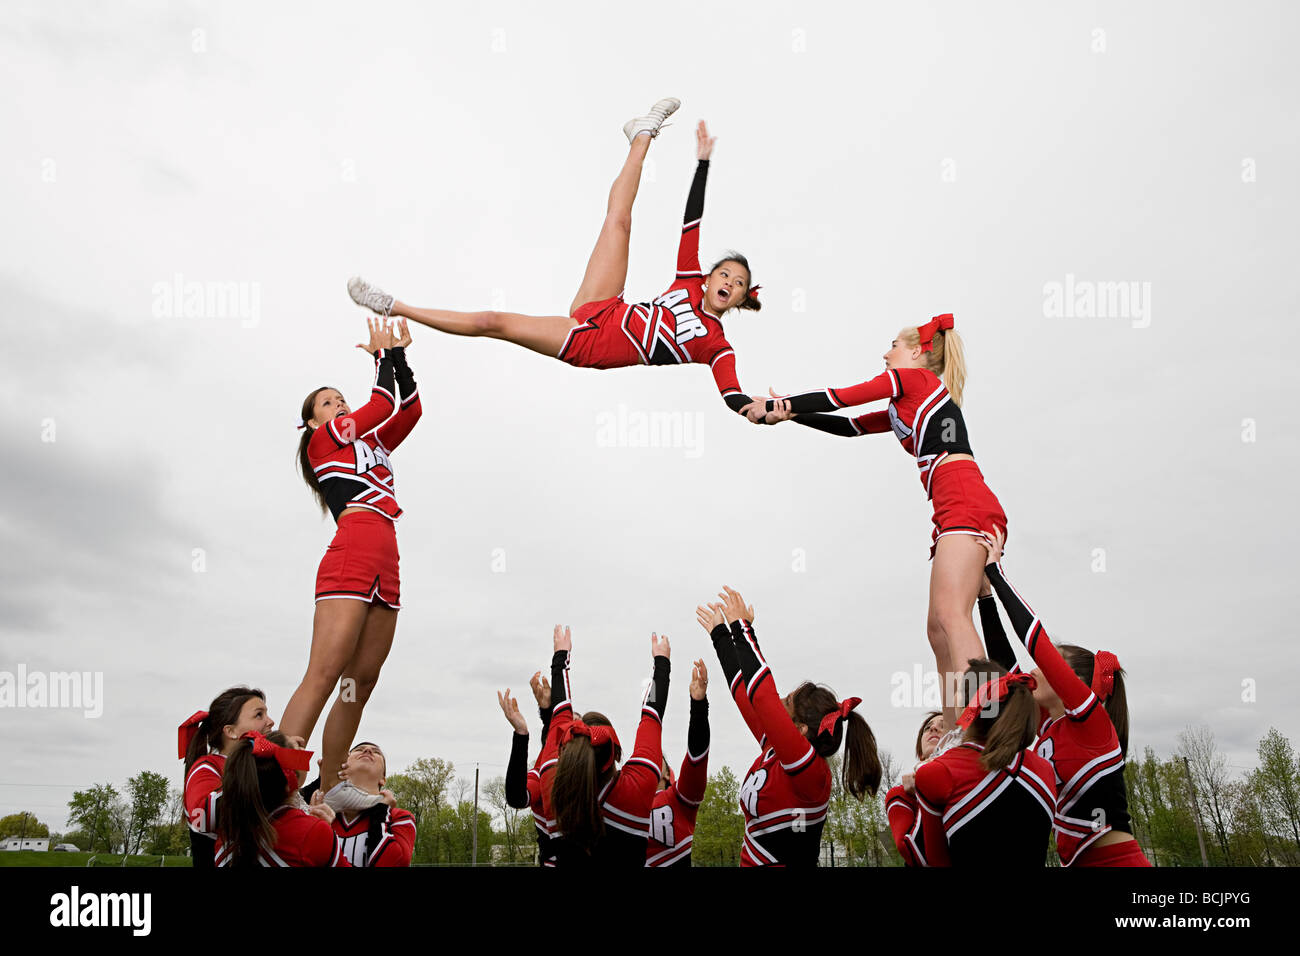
[318,604,398,792]
[928,534,990,727]
[390,302,578,359]
[569,134,653,315]
[279,600,370,748]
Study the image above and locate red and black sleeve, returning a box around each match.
[376,346,421,452]
[675,697,710,809]
[677,160,708,277]
[505,732,530,809]
[730,619,818,778]
[885,784,925,867]
[765,369,902,415]
[709,623,765,744]
[317,349,397,448]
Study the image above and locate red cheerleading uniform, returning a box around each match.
[914,742,1057,867]
[215,805,351,867]
[885,783,927,867]
[547,649,669,868]
[983,562,1151,867]
[309,346,421,608]
[709,619,829,867]
[645,697,710,868]
[184,753,224,867]
[557,160,751,414]
[332,804,417,867]
[771,365,1006,555]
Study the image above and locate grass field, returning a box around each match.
[0,850,191,867]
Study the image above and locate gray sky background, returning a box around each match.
[2,1,1297,831]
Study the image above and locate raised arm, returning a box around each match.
[498,688,531,810]
[698,602,765,744]
[620,636,672,791]
[313,320,398,449]
[675,660,711,809]
[375,327,422,452]
[978,588,1019,674]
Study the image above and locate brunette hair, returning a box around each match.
[1059,645,1130,756]
[297,387,334,514]
[959,659,1038,771]
[789,682,882,799]
[709,253,761,312]
[914,710,943,761]
[183,686,266,776]
[550,711,621,857]
[216,730,295,868]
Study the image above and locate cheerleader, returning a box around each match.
[177,687,278,868]
[500,668,557,865]
[347,105,762,414]
[912,659,1057,866]
[698,587,881,867]
[746,315,1001,729]
[645,659,710,868]
[279,317,421,800]
[214,731,350,867]
[977,528,1150,866]
[883,711,943,867]
[328,742,416,867]
[547,625,670,867]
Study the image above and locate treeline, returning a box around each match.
[8,725,1295,865]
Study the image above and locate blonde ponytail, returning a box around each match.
[901,326,968,407]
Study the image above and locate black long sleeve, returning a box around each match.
[791,411,860,437]
[729,619,770,697]
[684,160,709,224]
[984,563,1036,642]
[551,650,571,714]
[645,656,671,721]
[724,393,752,414]
[978,594,1017,672]
[538,705,553,746]
[390,346,417,398]
[504,732,530,809]
[687,697,710,759]
[709,623,742,690]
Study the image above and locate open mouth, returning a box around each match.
[717,288,730,303]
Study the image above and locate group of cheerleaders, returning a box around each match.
[177,99,1149,867]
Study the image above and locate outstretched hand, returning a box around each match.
[553,624,572,653]
[696,602,725,633]
[529,670,551,709]
[306,789,336,824]
[717,585,755,624]
[497,689,529,735]
[651,632,671,659]
[357,316,396,355]
[696,120,716,161]
[393,318,412,349]
[689,659,708,700]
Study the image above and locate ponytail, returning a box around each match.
[902,326,967,407]
[791,682,882,800]
[551,710,619,856]
[217,730,291,868]
[959,659,1037,771]
[297,387,332,514]
[1060,645,1130,757]
[183,686,265,775]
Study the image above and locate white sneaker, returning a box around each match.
[931,728,965,758]
[322,780,385,811]
[622,97,681,143]
[348,276,394,317]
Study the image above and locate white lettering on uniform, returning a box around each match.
[739,768,767,817]
[650,804,675,847]
[353,441,390,475]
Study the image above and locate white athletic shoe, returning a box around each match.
[622,97,681,143]
[322,780,385,812]
[348,275,394,317]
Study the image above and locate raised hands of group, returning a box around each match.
[738,388,796,425]
[651,632,671,660]
[357,316,412,355]
[497,688,529,735]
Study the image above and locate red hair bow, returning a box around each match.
[956,672,1037,729]
[747,284,761,302]
[917,313,954,352]
[243,732,313,794]
[178,710,209,760]
[1091,651,1120,701]
[817,697,862,740]
[561,721,622,772]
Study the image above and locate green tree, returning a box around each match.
[0,812,50,841]
[387,756,456,865]
[484,776,530,863]
[67,783,120,853]
[1253,727,1300,856]
[692,766,742,866]
[123,770,171,855]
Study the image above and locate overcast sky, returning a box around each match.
[2,1,1297,833]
